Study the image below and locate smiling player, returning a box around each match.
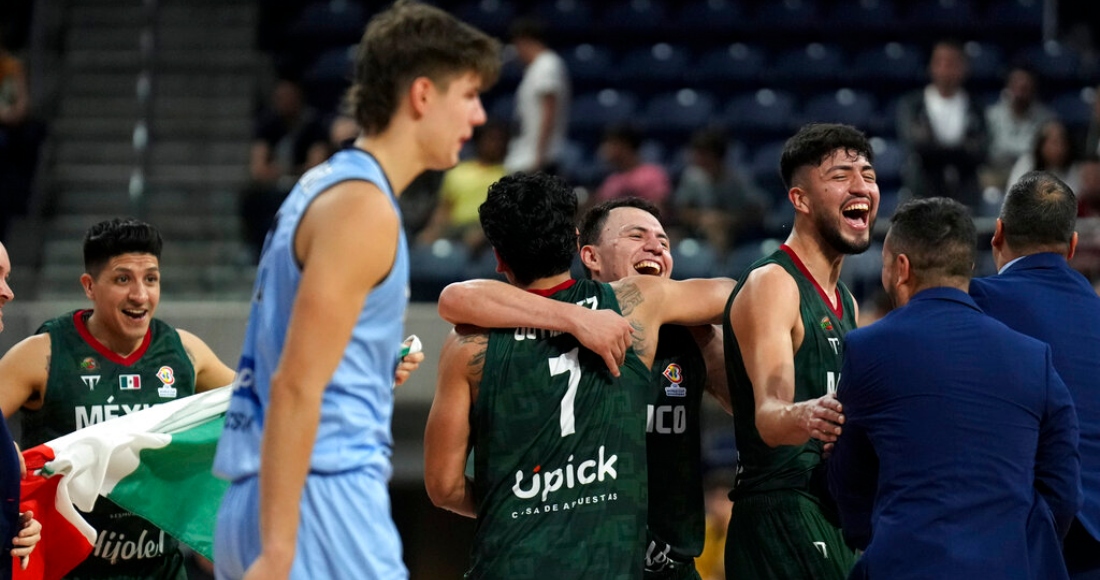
[722,123,879,580]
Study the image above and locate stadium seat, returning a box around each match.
[670,238,719,280]
[303,45,355,84]
[869,137,905,189]
[453,0,515,35]
[642,89,717,135]
[289,0,367,45]
[724,89,799,138]
[569,88,640,134]
[615,43,691,86]
[852,43,925,85]
[409,240,471,302]
[769,43,845,84]
[487,93,514,121]
[802,89,878,130]
[563,43,616,85]
[1049,88,1096,131]
[964,41,1006,84]
[690,43,767,86]
[750,140,789,198]
[675,0,745,32]
[752,0,819,33]
[988,0,1043,29]
[724,240,778,279]
[534,0,595,34]
[823,0,899,34]
[1018,41,1083,82]
[907,0,977,34]
[602,0,668,34]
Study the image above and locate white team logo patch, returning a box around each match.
[81,375,101,391]
[156,366,177,398]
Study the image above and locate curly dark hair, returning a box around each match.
[780,123,874,189]
[84,218,163,277]
[347,0,500,135]
[479,173,578,286]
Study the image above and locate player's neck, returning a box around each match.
[518,272,573,293]
[84,312,145,358]
[784,231,844,294]
[354,133,422,196]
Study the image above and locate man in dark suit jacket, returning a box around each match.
[828,197,1081,580]
[970,170,1100,579]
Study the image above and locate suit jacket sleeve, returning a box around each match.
[828,347,878,551]
[1035,345,1081,538]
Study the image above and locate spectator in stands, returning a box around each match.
[417,119,508,253]
[897,40,988,210]
[674,126,767,255]
[985,66,1054,189]
[503,17,570,175]
[238,78,329,259]
[0,30,43,244]
[1084,84,1100,157]
[592,123,671,215]
[1007,119,1083,194]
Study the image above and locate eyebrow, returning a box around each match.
[825,163,875,173]
[622,225,670,240]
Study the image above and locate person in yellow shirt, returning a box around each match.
[417,120,508,252]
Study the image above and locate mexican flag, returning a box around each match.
[16,388,231,580]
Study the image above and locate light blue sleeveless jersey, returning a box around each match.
[214,148,409,481]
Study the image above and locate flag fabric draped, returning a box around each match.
[16,388,231,580]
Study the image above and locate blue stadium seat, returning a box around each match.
[690,43,767,86]
[487,93,514,121]
[642,89,716,134]
[534,0,595,34]
[1018,41,1083,82]
[569,88,640,134]
[750,140,789,198]
[869,137,904,189]
[988,0,1043,29]
[454,0,515,35]
[724,240,778,279]
[907,0,977,33]
[852,43,925,85]
[289,0,367,44]
[823,0,899,34]
[752,0,819,33]
[616,43,691,85]
[724,89,799,137]
[670,238,719,280]
[802,89,878,129]
[1049,89,1096,130]
[769,43,845,83]
[563,44,616,85]
[840,241,884,298]
[602,0,668,34]
[409,240,471,301]
[303,45,355,84]
[675,0,745,32]
[964,41,1006,84]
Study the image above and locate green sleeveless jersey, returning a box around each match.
[645,325,707,569]
[22,309,195,579]
[469,279,651,580]
[723,247,856,501]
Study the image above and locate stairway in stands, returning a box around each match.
[37,0,258,300]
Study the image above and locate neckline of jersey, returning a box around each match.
[526,278,577,297]
[779,245,844,319]
[72,309,155,367]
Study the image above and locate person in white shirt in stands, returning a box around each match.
[504,18,570,175]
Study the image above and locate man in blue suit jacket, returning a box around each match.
[969,170,1100,579]
[828,197,1081,579]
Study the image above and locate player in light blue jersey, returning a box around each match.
[212,2,500,579]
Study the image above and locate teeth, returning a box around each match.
[634,260,662,274]
[845,202,870,212]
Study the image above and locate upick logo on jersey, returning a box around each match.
[509,445,620,518]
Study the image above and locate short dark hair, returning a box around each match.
[348,0,501,135]
[84,218,163,277]
[480,173,578,286]
[779,123,873,190]
[1001,170,1077,249]
[887,197,976,282]
[578,197,661,278]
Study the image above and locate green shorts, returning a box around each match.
[724,490,855,580]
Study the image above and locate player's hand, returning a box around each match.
[395,351,425,387]
[570,309,634,377]
[797,393,844,443]
[12,511,41,568]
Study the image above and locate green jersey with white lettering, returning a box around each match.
[468,279,651,580]
[723,247,856,501]
[645,325,707,571]
[22,309,195,579]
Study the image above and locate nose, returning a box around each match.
[129,281,148,302]
[0,281,12,303]
[472,97,487,126]
[851,172,876,196]
[644,235,666,254]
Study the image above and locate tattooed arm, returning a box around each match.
[611,276,736,369]
[424,325,487,518]
[0,334,51,418]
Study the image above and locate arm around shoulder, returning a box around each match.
[424,327,485,518]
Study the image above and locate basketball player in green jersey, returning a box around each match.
[723,123,879,579]
[442,196,733,579]
[0,218,237,579]
[425,173,733,579]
